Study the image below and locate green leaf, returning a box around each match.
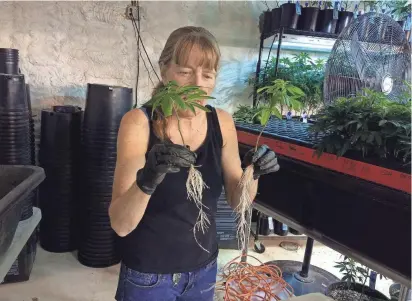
[161,97,173,117]
[190,102,211,112]
[186,103,196,114]
[260,108,271,126]
[257,86,269,94]
[171,94,186,109]
[271,107,282,120]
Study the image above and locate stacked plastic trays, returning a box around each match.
[77,83,132,268]
[216,189,239,249]
[38,106,83,252]
[0,48,36,220]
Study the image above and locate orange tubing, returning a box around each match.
[216,255,294,301]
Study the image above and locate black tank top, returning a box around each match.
[118,105,223,273]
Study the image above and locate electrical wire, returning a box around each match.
[130,13,160,82]
[131,14,154,87]
[215,255,294,301]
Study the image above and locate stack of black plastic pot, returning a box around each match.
[0,48,36,221]
[38,105,83,253]
[77,83,132,268]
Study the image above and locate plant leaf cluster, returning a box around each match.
[146,80,214,118]
[256,79,305,125]
[253,53,325,115]
[334,256,387,290]
[310,88,411,162]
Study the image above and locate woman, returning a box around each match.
[109,26,280,301]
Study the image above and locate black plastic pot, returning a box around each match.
[258,214,270,236]
[317,9,337,34]
[336,11,354,34]
[280,3,300,29]
[0,48,19,75]
[326,281,389,301]
[274,219,289,236]
[298,7,320,31]
[259,11,272,36]
[289,228,301,235]
[271,7,282,32]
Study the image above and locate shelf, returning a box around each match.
[0,207,41,282]
[262,27,339,40]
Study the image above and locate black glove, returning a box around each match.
[136,143,197,195]
[242,144,280,180]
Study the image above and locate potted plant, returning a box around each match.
[317,0,338,33]
[233,104,263,125]
[271,1,282,32]
[388,0,411,40]
[276,52,325,116]
[259,9,273,36]
[326,256,389,301]
[336,1,354,34]
[298,1,322,31]
[280,1,301,29]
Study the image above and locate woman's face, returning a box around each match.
[162,46,217,115]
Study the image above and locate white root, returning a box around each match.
[235,165,255,253]
[186,164,210,252]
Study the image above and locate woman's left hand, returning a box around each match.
[242,145,280,180]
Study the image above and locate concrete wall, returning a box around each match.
[0,1,270,117]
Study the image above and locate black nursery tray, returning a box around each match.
[0,165,45,259]
[236,118,411,193]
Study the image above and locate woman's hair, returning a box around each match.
[146,26,221,141]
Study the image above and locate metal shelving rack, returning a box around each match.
[248,26,411,300]
[252,27,338,107]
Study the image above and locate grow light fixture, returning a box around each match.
[265,34,336,53]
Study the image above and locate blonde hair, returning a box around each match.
[148,26,221,141]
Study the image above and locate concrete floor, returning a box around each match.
[0,240,394,301]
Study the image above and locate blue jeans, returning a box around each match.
[115,258,218,301]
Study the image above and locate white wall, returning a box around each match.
[0,1,272,117]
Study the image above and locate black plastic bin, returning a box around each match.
[0,165,45,258]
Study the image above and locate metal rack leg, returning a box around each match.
[299,237,314,278]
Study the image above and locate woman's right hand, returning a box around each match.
[136,143,197,195]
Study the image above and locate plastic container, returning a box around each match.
[0,165,45,258]
[274,219,289,236]
[258,214,270,236]
[271,7,282,32]
[1,230,38,284]
[259,11,272,36]
[298,7,320,31]
[317,9,337,34]
[326,281,389,301]
[0,48,19,75]
[336,11,354,34]
[280,3,300,29]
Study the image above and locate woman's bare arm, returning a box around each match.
[109,109,152,237]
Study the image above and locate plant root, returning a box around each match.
[186,164,210,252]
[236,165,254,253]
[215,254,294,301]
